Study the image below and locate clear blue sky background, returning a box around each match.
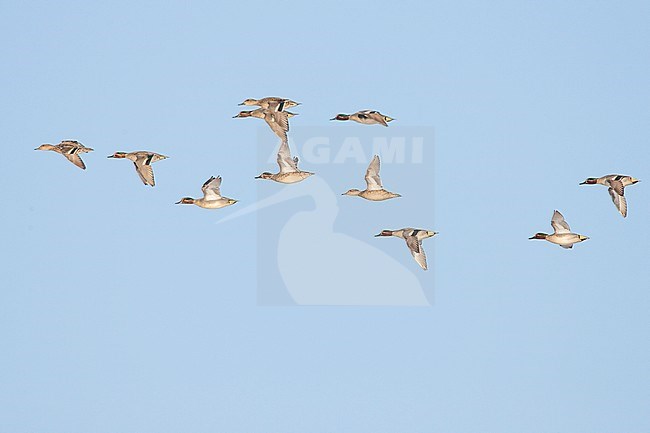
[2,1,649,432]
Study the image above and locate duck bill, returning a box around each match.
[578,181,587,185]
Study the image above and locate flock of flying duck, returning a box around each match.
[35,96,640,268]
[530,173,640,249]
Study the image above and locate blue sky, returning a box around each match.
[1,1,649,432]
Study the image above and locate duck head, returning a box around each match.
[529,232,548,240]
[255,172,274,180]
[579,178,597,185]
[342,188,361,196]
[238,98,258,106]
[34,144,55,151]
[175,197,195,205]
[233,111,253,118]
[107,152,128,159]
[375,230,395,237]
[330,114,350,121]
